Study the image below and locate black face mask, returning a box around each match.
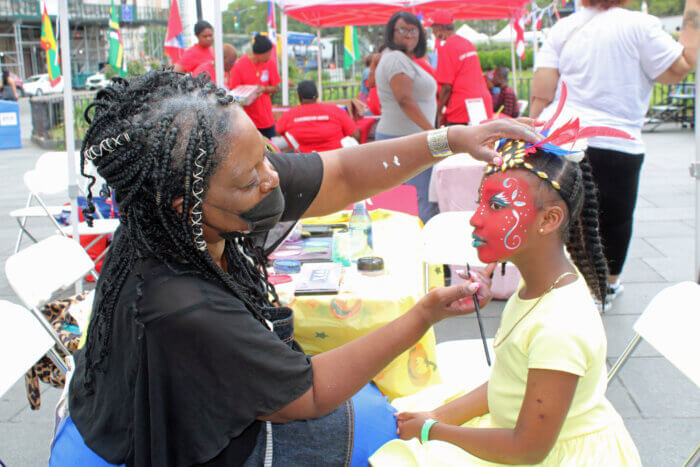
[203,185,285,239]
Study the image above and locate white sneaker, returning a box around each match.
[594,280,623,312]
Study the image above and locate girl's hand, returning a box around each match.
[395,411,435,440]
[414,282,482,325]
[457,262,498,309]
[449,119,543,165]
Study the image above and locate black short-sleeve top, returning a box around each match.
[69,153,323,467]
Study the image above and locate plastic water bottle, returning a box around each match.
[349,201,373,260]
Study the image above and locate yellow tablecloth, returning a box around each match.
[291,209,442,400]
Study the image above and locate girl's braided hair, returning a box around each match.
[79,70,276,391]
[488,141,609,303]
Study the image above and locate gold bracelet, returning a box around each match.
[427,127,453,158]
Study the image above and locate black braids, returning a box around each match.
[495,147,609,303]
[577,159,608,302]
[76,70,283,389]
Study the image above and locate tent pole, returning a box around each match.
[695,57,700,282]
[531,0,538,60]
[281,12,289,105]
[317,27,322,101]
[213,0,224,87]
[510,20,517,93]
[58,0,82,294]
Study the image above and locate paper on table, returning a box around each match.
[464,98,488,125]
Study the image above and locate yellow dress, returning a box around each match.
[370,276,641,466]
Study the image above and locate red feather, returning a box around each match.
[576,126,634,140]
[542,82,568,133]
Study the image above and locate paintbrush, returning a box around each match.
[467,263,491,366]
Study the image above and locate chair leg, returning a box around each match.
[683,443,700,467]
[14,193,34,253]
[607,334,642,385]
[29,306,72,357]
[45,348,70,375]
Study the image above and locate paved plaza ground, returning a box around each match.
[0,99,698,465]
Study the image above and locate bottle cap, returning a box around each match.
[273,259,301,274]
[357,256,384,272]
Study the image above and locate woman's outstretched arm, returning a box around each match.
[303,120,541,218]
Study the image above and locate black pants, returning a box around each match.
[586,147,645,276]
[258,125,277,139]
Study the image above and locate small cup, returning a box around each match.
[274,259,301,275]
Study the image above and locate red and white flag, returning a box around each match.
[164,0,184,64]
[512,11,526,60]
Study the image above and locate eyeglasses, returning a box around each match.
[396,27,420,37]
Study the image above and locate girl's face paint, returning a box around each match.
[470,172,537,263]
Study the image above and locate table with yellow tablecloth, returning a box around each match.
[290,209,444,401]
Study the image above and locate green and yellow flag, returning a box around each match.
[109,0,127,77]
[343,26,359,70]
[40,3,61,86]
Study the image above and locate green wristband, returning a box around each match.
[420,419,438,443]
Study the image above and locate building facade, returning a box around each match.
[0,0,167,86]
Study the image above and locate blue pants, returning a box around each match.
[50,383,396,466]
[375,132,439,224]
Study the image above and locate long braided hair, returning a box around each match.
[488,141,609,303]
[79,71,276,390]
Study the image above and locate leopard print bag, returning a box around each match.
[23,293,87,410]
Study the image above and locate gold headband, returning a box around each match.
[485,139,561,191]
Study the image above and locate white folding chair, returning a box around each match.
[0,300,68,398]
[422,211,482,294]
[436,338,495,392]
[5,235,97,365]
[517,99,528,117]
[10,167,70,252]
[607,281,700,466]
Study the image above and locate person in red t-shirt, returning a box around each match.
[229,34,281,139]
[276,80,359,153]
[174,21,215,74]
[193,43,238,87]
[427,10,493,127]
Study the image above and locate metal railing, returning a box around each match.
[30,90,96,149]
[0,0,167,23]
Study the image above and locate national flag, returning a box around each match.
[40,2,61,87]
[267,2,277,45]
[108,0,127,76]
[266,2,279,67]
[164,0,184,63]
[343,26,359,70]
[512,12,526,60]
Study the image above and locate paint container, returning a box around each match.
[273,259,302,275]
[357,256,384,277]
[268,274,295,305]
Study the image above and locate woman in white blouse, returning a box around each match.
[531,0,700,307]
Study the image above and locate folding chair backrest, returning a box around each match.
[0,300,55,398]
[634,281,700,387]
[5,235,95,310]
[422,211,483,267]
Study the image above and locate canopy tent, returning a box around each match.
[271,0,529,27]
[456,24,489,44]
[260,0,529,103]
[491,22,548,43]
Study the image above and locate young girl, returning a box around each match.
[370,117,642,465]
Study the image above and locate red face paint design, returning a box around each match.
[470,172,537,263]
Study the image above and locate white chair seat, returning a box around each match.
[59,218,120,236]
[0,301,55,398]
[436,338,494,391]
[10,205,65,218]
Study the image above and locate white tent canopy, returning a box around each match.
[491,23,549,43]
[456,24,489,44]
